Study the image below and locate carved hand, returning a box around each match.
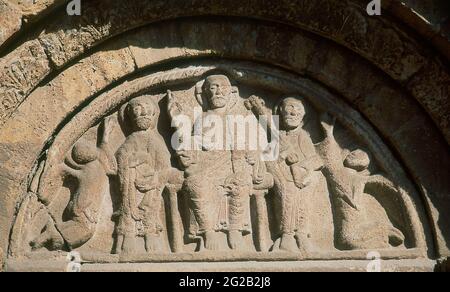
[167,90,183,119]
[245,95,266,115]
[246,152,258,166]
[286,152,300,165]
[253,174,265,185]
[295,172,312,189]
[224,173,250,194]
[320,112,336,136]
[132,208,145,221]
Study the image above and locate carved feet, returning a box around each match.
[113,234,137,255]
[114,234,164,254]
[279,234,299,252]
[228,230,246,250]
[203,231,221,251]
[273,233,315,253]
[144,234,164,253]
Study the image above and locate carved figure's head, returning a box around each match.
[344,149,370,172]
[72,140,98,165]
[202,75,234,110]
[278,97,306,131]
[126,96,159,131]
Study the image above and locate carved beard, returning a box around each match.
[134,116,154,130]
[209,95,229,109]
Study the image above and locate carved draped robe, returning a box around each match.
[116,130,171,237]
[183,98,255,236]
[267,128,323,236]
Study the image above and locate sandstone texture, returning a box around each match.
[0,0,448,272]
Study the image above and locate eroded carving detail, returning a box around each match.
[246,96,324,253]
[114,96,179,255]
[30,118,116,251]
[318,114,406,250]
[10,65,425,262]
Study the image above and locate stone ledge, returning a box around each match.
[15,248,426,264]
[5,259,437,272]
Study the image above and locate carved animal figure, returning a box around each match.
[31,118,117,250]
[318,113,405,250]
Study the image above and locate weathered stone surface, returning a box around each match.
[5,259,437,272]
[0,0,446,144]
[33,0,428,83]
[401,0,450,28]
[1,0,444,143]
[0,40,133,136]
[9,0,64,18]
[0,0,22,46]
[0,0,67,48]
[0,247,4,270]
[390,114,450,254]
[0,0,449,272]
[408,61,450,143]
[0,41,135,260]
[0,40,50,126]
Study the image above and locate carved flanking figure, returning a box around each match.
[270,97,324,252]
[318,113,405,250]
[31,118,117,251]
[114,96,173,255]
[246,96,324,253]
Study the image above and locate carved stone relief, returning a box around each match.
[8,63,427,263]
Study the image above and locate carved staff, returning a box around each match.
[253,190,270,252]
[253,168,274,253]
[167,185,184,253]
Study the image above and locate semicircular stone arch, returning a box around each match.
[0,1,449,272]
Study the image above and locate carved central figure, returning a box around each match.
[169,74,262,251]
